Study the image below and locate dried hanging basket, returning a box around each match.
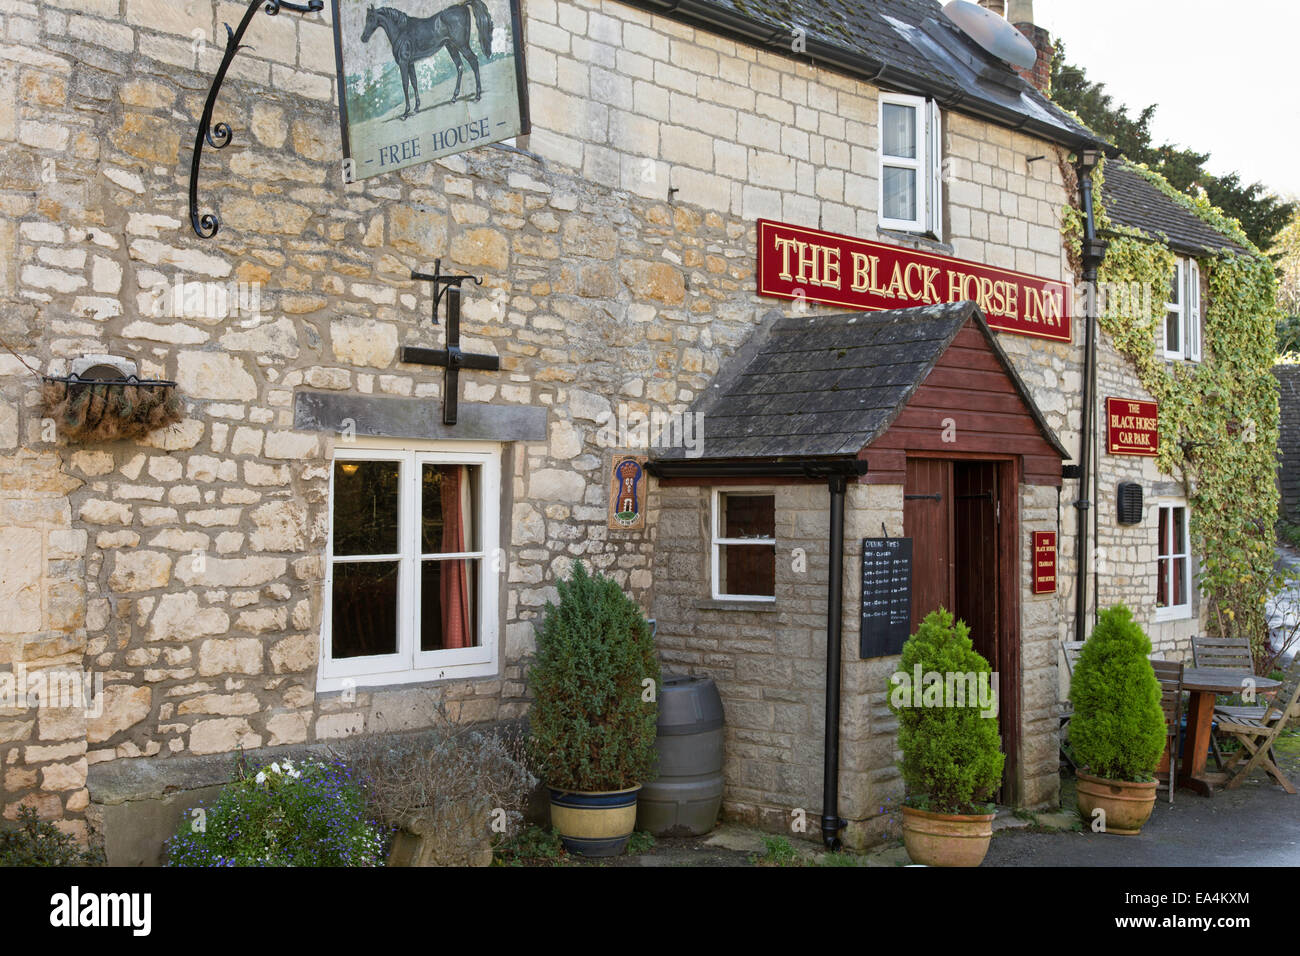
[40,373,183,443]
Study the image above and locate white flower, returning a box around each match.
[270,762,282,774]
[255,771,266,784]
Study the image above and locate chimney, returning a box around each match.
[977,0,1006,15]
[1007,1,1053,93]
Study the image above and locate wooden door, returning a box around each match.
[904,458,953,633]
[954,461,999,671]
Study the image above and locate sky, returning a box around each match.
[1032,0,1299,200]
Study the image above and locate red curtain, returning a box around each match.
[439,466,472,648]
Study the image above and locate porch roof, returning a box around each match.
[654,300,1069,463]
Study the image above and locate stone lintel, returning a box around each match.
[293,390,547,443]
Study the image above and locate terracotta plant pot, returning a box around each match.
[901,805,995,867]
[549,785,641,857]
[1075,771,1157,835]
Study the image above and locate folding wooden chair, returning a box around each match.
[1192,635,1267,769]
[1216,663,1300,794]
[1191,635,1255,671]
[1150,659,1183,804]
[1058,640,1085,770]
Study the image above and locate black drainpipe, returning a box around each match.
[820,470,849,849]
[645,456,867,850]
[1072,150,1108,647]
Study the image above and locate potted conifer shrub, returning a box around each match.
[1069,605,1168,835]
[527,562,661,857]
[889,608,1004,867]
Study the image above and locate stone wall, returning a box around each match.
[1277,364,1300,526]
[0,0,1187,848]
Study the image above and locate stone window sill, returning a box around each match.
[875,227,955,257]
[695,598,778,613]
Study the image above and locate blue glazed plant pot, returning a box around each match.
[548,786,641,857]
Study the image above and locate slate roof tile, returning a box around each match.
[655,301,1068,462]
[1102,161,1249,257]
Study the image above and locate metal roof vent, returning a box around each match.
[942,0,1038,69]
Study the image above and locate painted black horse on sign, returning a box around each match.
[361,1,494,120]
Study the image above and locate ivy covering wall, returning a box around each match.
[1064,160,1282,664]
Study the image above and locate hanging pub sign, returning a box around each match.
[756,219,1072,342]
[332,0,530,182]
[1106,397,1159,456]
[608,455,648,531]
[1032,531,1057,594]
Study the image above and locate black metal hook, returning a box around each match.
[189,0,324,238]
[411,259,483,325]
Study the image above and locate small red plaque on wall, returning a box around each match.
[1032,531,1057,594]
[1106,397,1159,456]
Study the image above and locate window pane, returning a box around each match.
[1173,508,1186,556]
[422,464,480,554]
[333,460,400,556]
[331,561,399,657]
[1158,507,1169,557]
[723,494,775,538]
[721,544,775,597]
[1165,312,1181,352]
[882,104,917,158]
[420,558,480,650]
[883,166,918,222]
[1157,557,1169,607]
[1172,557,1187,607]
[1168,267,1181,304]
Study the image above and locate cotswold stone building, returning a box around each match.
[0,0,1249,857]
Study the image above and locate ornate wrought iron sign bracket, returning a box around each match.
[189,0,324,238]
[409,260,483,326]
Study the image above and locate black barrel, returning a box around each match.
[637,674,725,836]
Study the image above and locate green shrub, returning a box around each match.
[750,834,802,867]
[165,757,387,866]
[527,562,661,792]
[492,825,568,866]
[1068,605,1168,782]
[0,806,103,866]
[888,608,1004,813]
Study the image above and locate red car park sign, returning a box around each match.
[756,219,1073,343]
[1106,397,1159,456]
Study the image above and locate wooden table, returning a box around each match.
[1179,667,1281,796]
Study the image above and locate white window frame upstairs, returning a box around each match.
[878,93,943,237]
[318,438,501,692]
[1162,257,1202,363]
[1153,501,1193,623]
[710,488,777,603]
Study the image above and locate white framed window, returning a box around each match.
[711,489,776,601]
[319,439,501,691]
[1154,502,1192,622]
[1162,257,1201,362]
[878,93,942,236]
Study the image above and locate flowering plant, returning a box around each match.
[165,757,387,867]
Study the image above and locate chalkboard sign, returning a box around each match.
[859,537,913,659]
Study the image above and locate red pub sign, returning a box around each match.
[1032,531,1057,594]
[1106,397,1159,456]
[756,219,1072,342]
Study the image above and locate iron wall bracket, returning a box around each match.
[411,260,483,325]
[189,0,324,239]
